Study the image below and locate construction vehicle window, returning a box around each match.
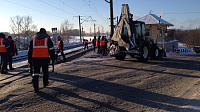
[142,24,145,36]
[134,23,141,38]
[123,23,128,36]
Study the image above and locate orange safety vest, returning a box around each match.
[100,39,105,46]
[13,42,16,55]
[32,37,49,58]
[57,40,64,50]
[83,40,88,44]
[0,38,7,52]
[96,39,99,46]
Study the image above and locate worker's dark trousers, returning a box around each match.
[100,45,106,55]
[8,55,13,69]
[93,45,96,51]
[84,43,88,50]
[32,61,49,92]
[56,49,66,61]
[97,45,100,53]
[0,52,8,72]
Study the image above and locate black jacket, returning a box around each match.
[28,32,55,63]
[8,40,18,56]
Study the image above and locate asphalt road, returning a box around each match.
[1,52,200,112]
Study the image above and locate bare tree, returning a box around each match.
[10,15,23,50]
[10,15,37,50]
[60,20,73,43]
[22,16,33,49]
[176,29,200,47]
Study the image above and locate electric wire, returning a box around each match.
[82,0,108,24]
[58,0,88,16]
[39,0,73,15]
[4,0,65,19]
[155,12,200,15]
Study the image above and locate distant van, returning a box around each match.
[193,46,200,53]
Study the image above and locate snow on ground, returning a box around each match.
[168,42,197,55]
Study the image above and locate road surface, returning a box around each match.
[1,51,200,112]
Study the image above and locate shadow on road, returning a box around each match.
[48,72,200,111]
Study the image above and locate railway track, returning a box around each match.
[12,42,91,62]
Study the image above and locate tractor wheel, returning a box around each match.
[116,47,126,60]
[137,44,149,62]
[150,45,159,60]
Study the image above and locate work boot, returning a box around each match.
[1,67,8,74]
[10,67,15,70]
[32,76,39,93]
[43,76,49,88]
[43,81,49,88]
[5,68,9,71]
[1,70,8,74]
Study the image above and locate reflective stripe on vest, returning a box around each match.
[0,38,7,52]
[100,39,105,46]
[32,37,49,58]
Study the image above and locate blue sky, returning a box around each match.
[1,0,200,33]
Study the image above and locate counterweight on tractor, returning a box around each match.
[109,4,163,61]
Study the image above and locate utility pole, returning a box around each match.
[79,15,82,42]
[105,0,114,37]
[94,23,96,36]
[74,15,96,42]
[82,26,84,37]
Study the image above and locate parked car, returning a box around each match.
[193,46,200,53]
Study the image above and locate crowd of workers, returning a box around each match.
[91,35,108,55]
[82,35,109,55]
[0,28,109,93]
[0,33,18,74]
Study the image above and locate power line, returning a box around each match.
[58,0,88,16]
[4,0,65,19]
[39,0,73,15]
[155,12,200,15]
[82,0,108,24]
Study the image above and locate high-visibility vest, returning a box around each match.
[13,42,17,55]
[0,38,7,52]
[96,39,99,46]
[83,40,88,44]
[100,39,105,46]
[32,37,49,58]
[57,40,64,50]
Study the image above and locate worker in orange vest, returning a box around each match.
[83,39,88,50]
[92,36,97,51]
[0,33,11,74]
[28,28,55,93]
[56,36,66,62]
[7,36,18,70]
[96,36,101,53]
[100,36,106,55]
